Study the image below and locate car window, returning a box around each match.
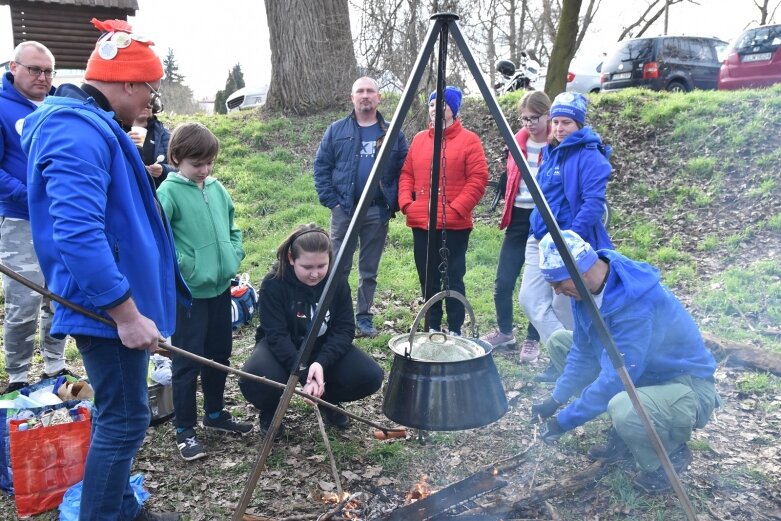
[714,42,728,61]
[604,39,654,68]
[735,25,781,54]
[690,40,715,61]
[663,38,690,60]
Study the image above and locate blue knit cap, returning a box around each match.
[550,92,588,125]
[428,86,463,118]
[539,230,598,283]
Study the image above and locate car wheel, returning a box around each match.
[666,80,688,92]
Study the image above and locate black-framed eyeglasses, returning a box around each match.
[17,63,57,79]
[521,115,542,125]
[144,82,164,114]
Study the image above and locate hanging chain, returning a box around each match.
[438,130,450,294]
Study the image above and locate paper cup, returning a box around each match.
[130,126,147,144]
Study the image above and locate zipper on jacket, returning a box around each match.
[202,188,209,204]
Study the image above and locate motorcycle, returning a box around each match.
[493,52,542,95]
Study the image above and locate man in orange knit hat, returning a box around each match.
[21,19,190,521]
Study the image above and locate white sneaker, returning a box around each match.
[480,330,516,349]
[519,339,540,363]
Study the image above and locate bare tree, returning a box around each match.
[753,0,781,24]
[544,0,582,97]
[617,0,694,41]
[265,0,357,113]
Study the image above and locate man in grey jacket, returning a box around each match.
[313,77,408,337]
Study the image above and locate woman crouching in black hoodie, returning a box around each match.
[239,223,384,437]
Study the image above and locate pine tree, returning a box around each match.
[214,63,246,114]
[163,48,185,85]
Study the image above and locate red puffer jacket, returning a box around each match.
[398,119,488,230]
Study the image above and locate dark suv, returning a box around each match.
[601,36,728,92]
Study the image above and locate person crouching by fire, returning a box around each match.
[238,224,384,438]
[530,230,720,493]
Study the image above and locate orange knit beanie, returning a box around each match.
[84,18,163,83]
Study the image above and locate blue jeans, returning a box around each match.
[75,335,150,521]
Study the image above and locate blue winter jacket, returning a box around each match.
[552,250,717,431]
[0,71,55,219]
[529,126,613,250]
[20,84,190,339]
[313,110,409,222]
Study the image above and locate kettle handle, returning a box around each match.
[407,290,477,357]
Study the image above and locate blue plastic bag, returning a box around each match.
[59,473,150,520]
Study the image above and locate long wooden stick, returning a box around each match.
[313,405,343,497]
[0,261,405,435]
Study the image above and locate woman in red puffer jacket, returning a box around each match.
[398,86,488,335]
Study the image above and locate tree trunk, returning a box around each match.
[544,0,582,98]
[264,0,357,113]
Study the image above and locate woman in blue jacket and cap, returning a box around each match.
[518,92,613,365]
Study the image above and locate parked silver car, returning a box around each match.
[566,56,603,93]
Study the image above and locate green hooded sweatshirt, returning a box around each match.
[158,175,244,298]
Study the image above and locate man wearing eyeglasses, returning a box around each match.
[20,19,187,521]
[0,41,73,395]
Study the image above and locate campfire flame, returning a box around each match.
[320,490,350,504]
[342,496,362,520]
[405,475,433,504]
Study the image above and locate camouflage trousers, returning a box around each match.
[0,217,66,383]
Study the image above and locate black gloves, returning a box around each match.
[531,396,561,424]
[540,417,564,445]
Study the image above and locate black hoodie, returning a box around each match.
[255,269,355,372]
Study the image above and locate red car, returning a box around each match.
[719,24,781,90]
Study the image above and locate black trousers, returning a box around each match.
[495,207,540,340]
[239,339,384,412]
[412,228,470,334]
[171,289,232,429]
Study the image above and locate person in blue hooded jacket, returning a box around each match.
[0,41,72,394]
[530,231,719,493]
[20,19,188,521]
[518,91,614,366]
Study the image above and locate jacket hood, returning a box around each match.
[165,174,218,187]
[553,126,612,160]
[597,249,661,317]
[20,85,106,153]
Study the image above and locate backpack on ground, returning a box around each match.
[230,273,258,330]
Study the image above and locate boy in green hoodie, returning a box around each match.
[157,122,252,461]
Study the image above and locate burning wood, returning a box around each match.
[405,475,434,504]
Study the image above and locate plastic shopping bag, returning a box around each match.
[9,407,91,518]
[59,473,150,521]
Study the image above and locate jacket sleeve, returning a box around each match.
[29,111,133,310]
[0,127,27,203]
[381,129,409,213]
[555,311,655,431]
[258,277,300,372]
[156,188,185,267]
[157,125,175,176]
[227,192,245,263]
[397,135,418,214]
[312,279,355,370]
[569,148,611,238]
[313,124,339,209]
[449,133,488,219]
